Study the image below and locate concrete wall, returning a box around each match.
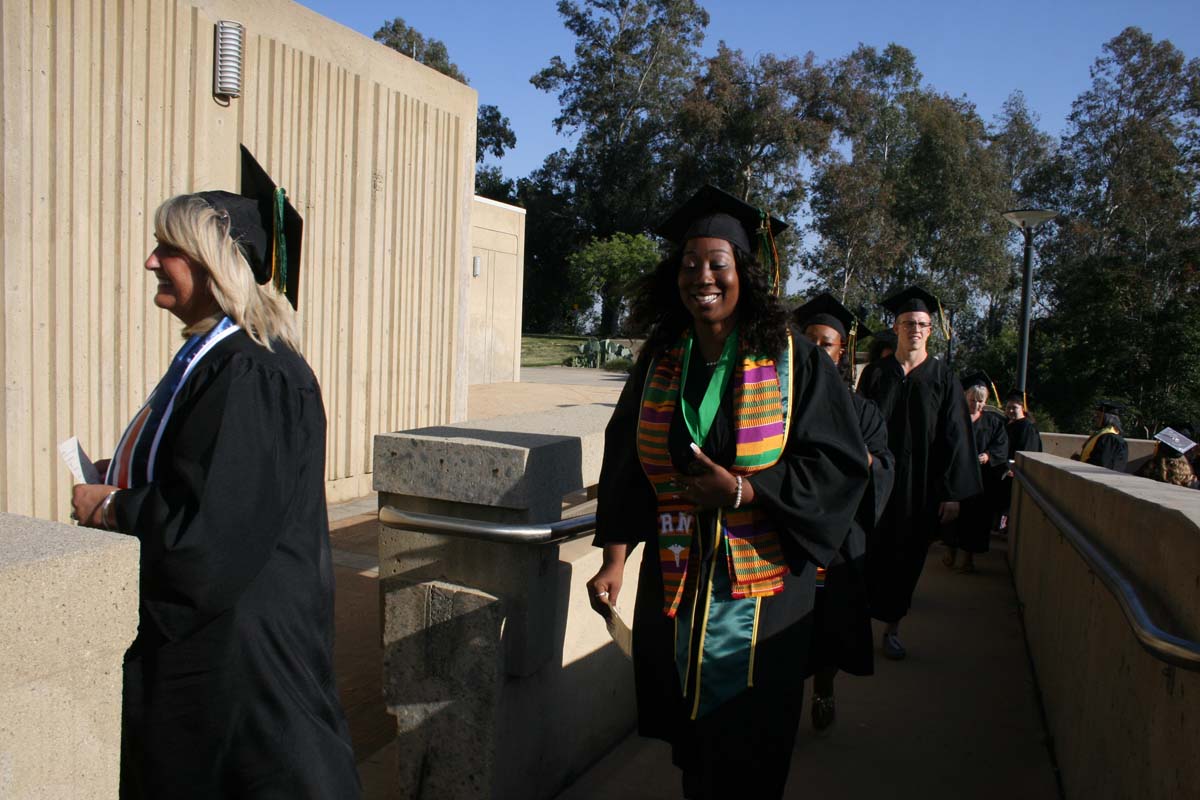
[469,197,525,385]
[0,514,139,799]
[1,0,477,517]
[1009,453,1200,799]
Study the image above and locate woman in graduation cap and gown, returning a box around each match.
[586,187,869,798]
[855,286,981,659]
[71,150,360,799]
[792,293,895,731]
[942,372,1007,573]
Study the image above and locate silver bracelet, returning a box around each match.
[100,490,118,530]
[733,475,743,509]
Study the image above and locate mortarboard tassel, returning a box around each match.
[756,210,781,297]
[271,187,288,296]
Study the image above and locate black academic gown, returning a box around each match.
[1085,430,1128,471]
[594,327,868,798]
[999,417,1042,521]
[111,331,360,800]
[857,355,981,623]
[806,393,894,677]
[951,410,1007,553]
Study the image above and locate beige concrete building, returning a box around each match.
[1,0,525,521]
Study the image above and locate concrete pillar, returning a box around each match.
[374,404,642,800]
[0,514,139,799]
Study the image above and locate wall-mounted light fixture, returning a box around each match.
[472,256,482,278]
[213,21,245,99]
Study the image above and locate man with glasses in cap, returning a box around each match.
[856,286,981,660]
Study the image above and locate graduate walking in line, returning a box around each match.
[792,293,894,732]
[1078,400,1129,471]
[855,286,981,660]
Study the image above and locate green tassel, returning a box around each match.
[272,188,287,295]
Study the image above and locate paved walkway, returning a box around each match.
[327,368,1061,800]
[555,539,1061,800]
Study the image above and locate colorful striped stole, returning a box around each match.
[637,331,793,617]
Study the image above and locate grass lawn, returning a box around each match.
[521,334,589,367]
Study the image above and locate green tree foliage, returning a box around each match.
[374,18,518,203]
[670,43,835,276]
[531,0,710,238]
[567,232,662,335]
[807,44,1010,367]
[517,151,593,334]
[1031,28,1200,435]
[373,18,467,82]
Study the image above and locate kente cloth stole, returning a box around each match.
[107,317,241,489]
[1080,426,1119,463]
[636,331,793,617]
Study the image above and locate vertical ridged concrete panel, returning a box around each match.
[1,0,477,518]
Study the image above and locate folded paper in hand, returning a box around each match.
[605,605,633,659]
[58,437,101,484]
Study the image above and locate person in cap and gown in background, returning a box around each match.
[1077,400,1129,471]
[997,389,1042,532]
[1136,427,1199,488]
[70,149,361,799]
[792,293,894,733]
[865,328,897,370]
[585,186,868,799]
[855,286,981,660]
[942,372,1007,574]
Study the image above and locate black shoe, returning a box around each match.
[882,632,907,660]
[811,693,836,733]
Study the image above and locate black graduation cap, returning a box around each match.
[1004,388,1031,406]
[1096,399,1126,414]
[961,370,991,391]
[196,146,303,308]
[880,285,942,318]
[870,329,898,346]
[656,184,787,254]
[792,292,868,342]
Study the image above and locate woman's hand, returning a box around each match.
[93,458,111,478]
[979,453,990,465]
[676,445,752,509]
[587,544,628,619]
[72,483,115,528]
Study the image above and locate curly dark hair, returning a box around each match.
[628,245,789,358]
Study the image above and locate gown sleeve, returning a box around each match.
[856,395,895,528]
[984,414,1009,475]
[594,354,657,546]
[747,336,870,569]
[937,373,984,502]
[112,354,312,642]
[1088,434,1128,471]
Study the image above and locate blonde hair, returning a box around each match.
[153,194,300,351]
[965,385,989,403]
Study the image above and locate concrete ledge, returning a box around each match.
[373,404,610,522]
[0,514,139,799]
[1010,454,1200,799]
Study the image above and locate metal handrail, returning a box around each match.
[378,506,597,544]
[1013,464,1200,671]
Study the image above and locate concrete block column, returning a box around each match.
[0,514,139,799]
[374,404,642,800]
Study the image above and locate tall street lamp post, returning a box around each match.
[1002,208,1056,393]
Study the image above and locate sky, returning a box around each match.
[294,0,1200,181]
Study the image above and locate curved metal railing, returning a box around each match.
[1013,464,1200,672]
[378,506,597,545]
